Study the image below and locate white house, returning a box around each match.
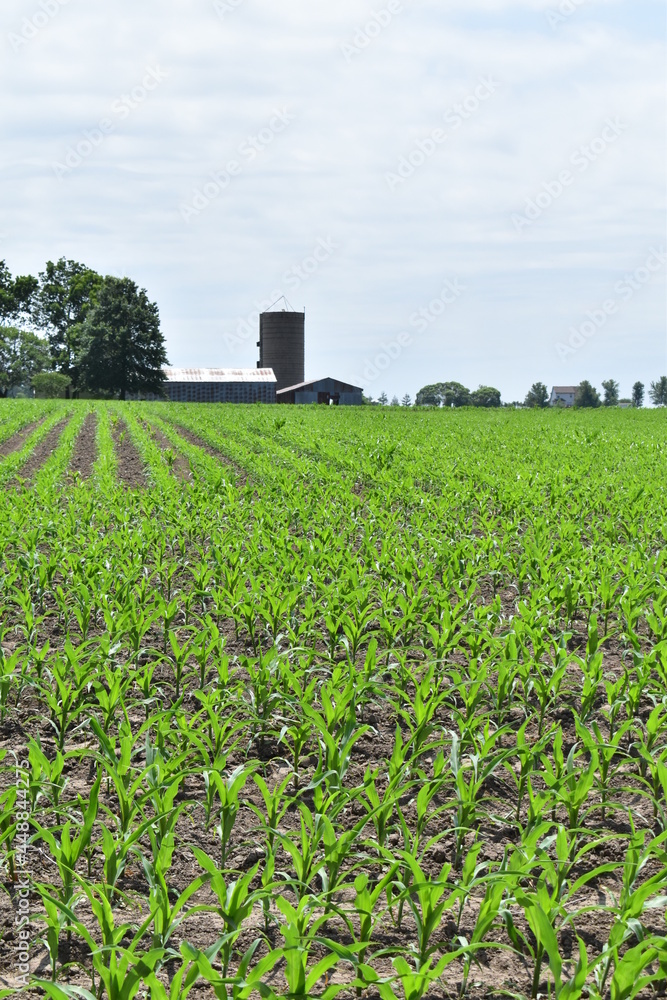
[550,386,577,407]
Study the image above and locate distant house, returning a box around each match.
[276,377,363,406]
[133,368,277,403]
[550,386,577,407]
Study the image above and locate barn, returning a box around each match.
[276,377,363,406]
[135,368,277,403]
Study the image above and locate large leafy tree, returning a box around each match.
[77,277,168,400]
[442,381,471,407]
[471,385,501,408]
[415,383,443,406]
[0,260,39,327]
[0,261,15,320]
[574,381,601,408]
[632,382,644,408]
[0,325,50,397]
[415,381,472,407]
[524,382,549,408]
[33,258,103,385]
[601,379,619,407]
[649,376,667,406]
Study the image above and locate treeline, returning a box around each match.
[413,382,501,407]
[406,378,667,409]
[524,379,667,408]
[0,258,168,399]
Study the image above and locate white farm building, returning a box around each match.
[550,386,577,407]
[134,368,277,403]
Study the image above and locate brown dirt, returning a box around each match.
[0,419,44,458]
[111,418,147,488]
[168,422,248,482]
[139,419,192,482]
[15,418,70,482]
[67,412,97,479]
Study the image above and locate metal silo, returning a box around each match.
[258,310,305,392]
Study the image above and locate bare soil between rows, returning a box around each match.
[138,418,192,482]
[0,419,45,458]
[167,420,248,482]
[18,418,70,482]
[68,412,97,479]
[112,418,147,488]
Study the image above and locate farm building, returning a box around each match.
[550,385,577,407]
[276,377,363,406]
[134,368,277,403]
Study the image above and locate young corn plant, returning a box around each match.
[208,762,255,867]
[193,850,268,975]
[33,881,163,1000]
[448,728,509,869]
[138,831,210,952]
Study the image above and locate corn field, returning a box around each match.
[0,399,665,1000]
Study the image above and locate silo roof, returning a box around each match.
[165,368,276,383]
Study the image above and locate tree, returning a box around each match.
[442,381,470,407]
[415,380,471,407]
[0,262,12,319]
[648,376,667,406]
[601,379,619,407]
[77,277,168,400]
[390,395,399,406]
[401,394,411,407]
[470,385,501,408]
[0,325,50,397]
[415,383,443,406]
[0,260,39,327]
[632,382,644,408]
[524,382,549,408]
[574,380,601,408]
[32,372,72,398]
[33,258,103,387]
[378,391,388,405]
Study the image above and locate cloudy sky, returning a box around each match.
[1,0,665,401]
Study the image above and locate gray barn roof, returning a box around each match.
[277,376,363,394]
[165,368,276,383]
